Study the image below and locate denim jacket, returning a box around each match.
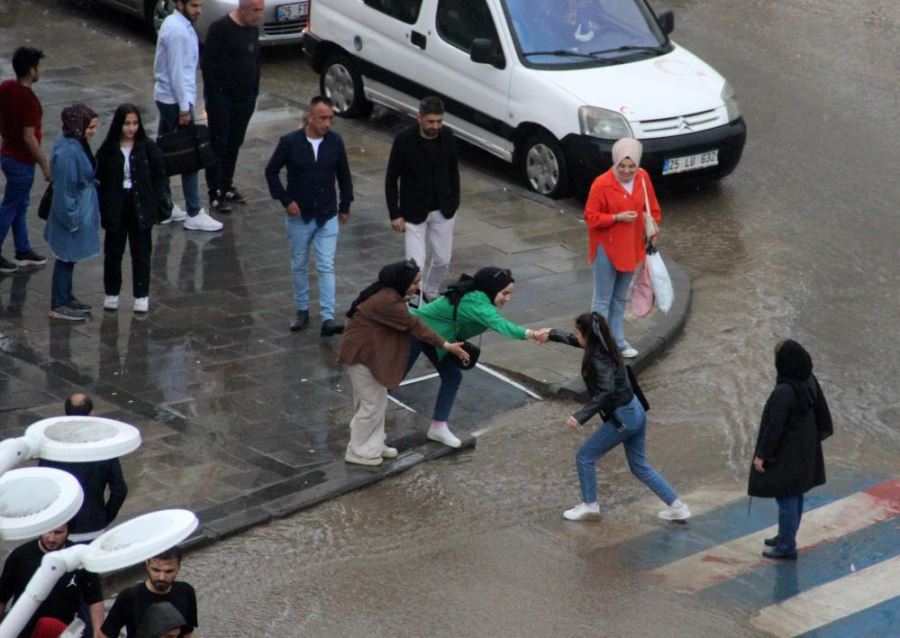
[44,136,100,262]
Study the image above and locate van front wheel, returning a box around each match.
[320,54,373,118]
[521,132,569,199]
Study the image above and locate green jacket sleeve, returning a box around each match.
[460,293,528,340]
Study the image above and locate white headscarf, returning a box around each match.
[611,138,643,193]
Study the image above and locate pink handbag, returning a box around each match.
[631,261,654,318]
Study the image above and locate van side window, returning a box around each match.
[436,0,501,53]
[363,0,423,24]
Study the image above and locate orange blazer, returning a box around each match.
[584,167,661,272]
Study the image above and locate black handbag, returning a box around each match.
[157,123,217,176]
[37,184,53,220]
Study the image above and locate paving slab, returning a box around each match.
[0,0,690,551]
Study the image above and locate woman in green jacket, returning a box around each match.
[407,266,549,447]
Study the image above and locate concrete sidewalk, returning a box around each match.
[0,0,690,551]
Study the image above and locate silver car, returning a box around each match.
[96,0,307,45]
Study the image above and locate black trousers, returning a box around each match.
[205,89,257,197]
[103,191,152,298]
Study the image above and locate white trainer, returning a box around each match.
[563,502,601,521]
[381,446,399,459]
[103,295,119,310]
[621,346,639,358]
[659,501,692,521]
[133,297,149,313]
[426,424,461,448]
[183,208,223,232]
[161,203,188,224]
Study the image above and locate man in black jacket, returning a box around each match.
[38,393,128,542]
[385,96,460,303]
[265,96,353,335]
[200,0,263,212]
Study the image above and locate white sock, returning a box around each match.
[669,499,684,508]
[429,420,448,431]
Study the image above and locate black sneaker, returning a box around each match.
[320,319,345,337]
[14,250,47,266]
[224,187,248,204]
[212,197,232,213]
[290,309,309,332]
[0,256,18,273]
[68,296,92,312]
[49,305,88,321]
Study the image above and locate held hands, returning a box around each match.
[752,456,765,473]
[614,210,639,223]
[565,415,580,431]
[391,217,406,233]
[285,202,301,217]
[445,341,470,366]
[527,328,551,343]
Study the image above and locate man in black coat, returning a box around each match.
[749,339,833,560]
[385,96,460,304]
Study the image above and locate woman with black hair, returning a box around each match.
[95,103,168,313]
[45,104,100,321]
[408,266,551,448]
[550,312,690,521]
[749,339,832,560]
[338,260,469,466]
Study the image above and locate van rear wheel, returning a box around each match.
[521,131,569,199]
[320,53,373,118]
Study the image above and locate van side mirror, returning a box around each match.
[657,10,674,35]
[470,38,505,69]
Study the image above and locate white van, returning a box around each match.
[303,0,746,198]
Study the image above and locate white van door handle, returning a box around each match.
[410,30,427,50]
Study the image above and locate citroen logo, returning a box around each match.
[678,117,692,131]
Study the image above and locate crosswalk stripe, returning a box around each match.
[646,478,900,593]
[750,554,900,637]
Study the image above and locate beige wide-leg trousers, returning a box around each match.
[347,363,388,459]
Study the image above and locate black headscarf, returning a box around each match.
[444,267,515,308]
[61,103,98,167]
[346,259,419,318]
[775,339,815,413]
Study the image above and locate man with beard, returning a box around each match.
[385,96,460,304]
[100,546,197,638]
[0,524,104,638]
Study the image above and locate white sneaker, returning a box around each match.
[103,295,119,310]
[621,346,639,358]
[183,208,223,232]
[161,204,188,224]
[659,501,692,521]
[381,446,399,459]
[563,502,601,521]
[133,297,149,313]
[426,424,461,448]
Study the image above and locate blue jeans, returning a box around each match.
[0,156,36,253]
[591,247,634,349]
[405,338,463,422]
[775,494,804,553]
[51,259,75,308]
[156,101,201,216]
[285,215,338,320]
[575,395,678,505]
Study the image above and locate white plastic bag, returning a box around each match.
[646,249,674,313]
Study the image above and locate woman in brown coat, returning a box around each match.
[338,259,468,466]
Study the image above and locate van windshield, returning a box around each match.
[502,0,669,67]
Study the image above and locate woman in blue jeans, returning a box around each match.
[550,312,690,521]
[45,104,101,321]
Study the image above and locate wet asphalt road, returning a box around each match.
[9,0,900,635]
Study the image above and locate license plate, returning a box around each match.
[662,149,719,175]
[276,2,308,22]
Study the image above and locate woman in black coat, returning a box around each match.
[95,103,168,313]
[749,339,833,560]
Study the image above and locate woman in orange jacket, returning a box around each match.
[583,138,661,358]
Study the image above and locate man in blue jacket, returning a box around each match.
[265,95,354,335]
[38,393,128,543]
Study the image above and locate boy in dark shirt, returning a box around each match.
[100,546,197,638]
